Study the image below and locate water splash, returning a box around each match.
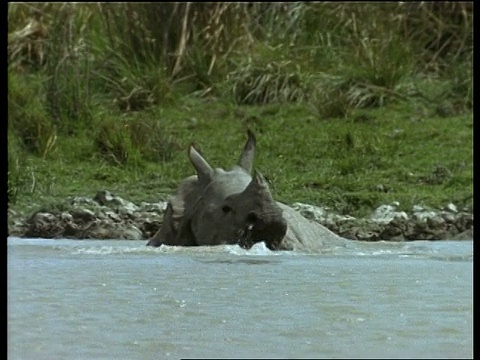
[7,237,472,261]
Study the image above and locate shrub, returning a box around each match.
[94,116,176,166]
[43,3,94,133]
[94,119,138,166]
[8,130,34,204]
[8,70,57,158]
[127,117,177,162]
[227,49,308,105]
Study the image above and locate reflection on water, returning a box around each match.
[8,237,473,359]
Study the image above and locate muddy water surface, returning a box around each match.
[8,237,473,359]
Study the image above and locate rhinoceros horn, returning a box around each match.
[234,170,287,250]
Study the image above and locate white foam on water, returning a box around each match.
[226,241,282,256]
[7,236,472,261]
[72,245,148,255]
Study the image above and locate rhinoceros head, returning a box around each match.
[151,130,287,250]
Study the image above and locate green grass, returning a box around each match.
[8,3,472,220]
[9,97,473,219]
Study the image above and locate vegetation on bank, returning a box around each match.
[8,3,473,219]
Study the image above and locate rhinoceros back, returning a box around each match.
[277,202,348,252]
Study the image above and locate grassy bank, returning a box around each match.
[8,3,473,220]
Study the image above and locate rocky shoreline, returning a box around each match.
[8,190,473,242]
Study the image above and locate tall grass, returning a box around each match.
[43,3,94,133]
[8,70,57,157]
[400,2,473,71]
[8,124,36,204]
[7,3,473,182]
[93,115,177,167]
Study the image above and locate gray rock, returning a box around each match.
[445,203,458,213]
[93,190,138,211]
[291,202,329,222]
[452,228,474,240]
[70,196,97,207]
[60,212,73,222]
[412,209,438,222]
[441,212,456,223]
[71,208,96,222]
[104,211,121,222]
[7,193,473,243]
[370,204,408,224]
[139,201,168,213]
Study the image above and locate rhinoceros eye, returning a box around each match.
[222,205,232,214]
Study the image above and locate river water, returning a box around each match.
[8,237,472,359]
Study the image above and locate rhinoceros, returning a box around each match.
[147,131,348,251]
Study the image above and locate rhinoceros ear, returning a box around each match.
[237,130,256,173]
[188,144,214,183]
